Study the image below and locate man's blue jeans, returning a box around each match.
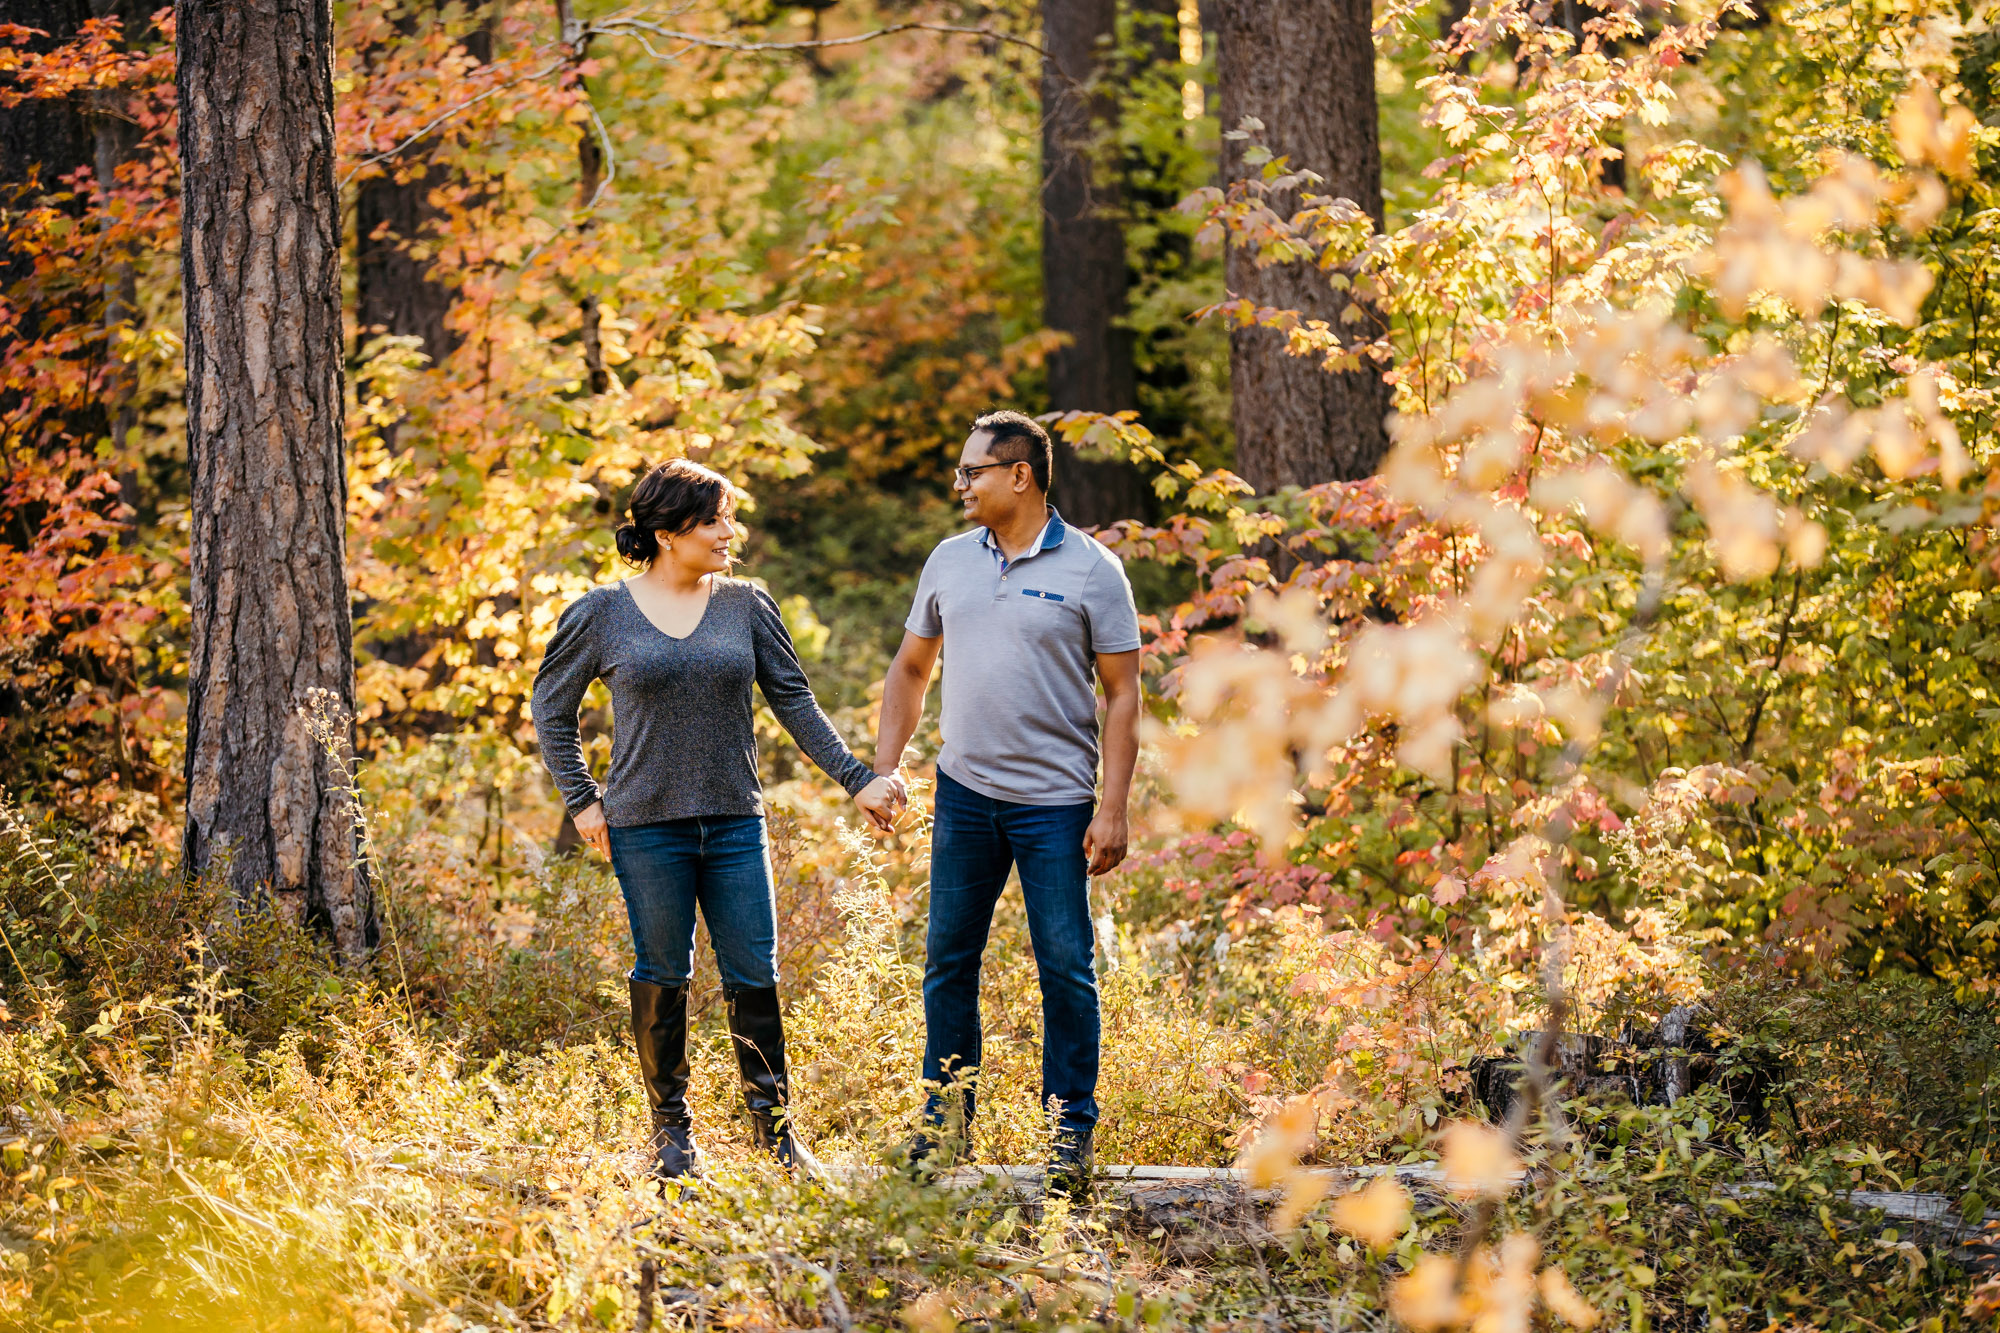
[923,770,1099,1138]
[606,815,777,990]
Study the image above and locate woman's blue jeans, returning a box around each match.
[606,815,777,990]
[922,770,1100,1138]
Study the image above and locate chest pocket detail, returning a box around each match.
[1020,588,1065,602]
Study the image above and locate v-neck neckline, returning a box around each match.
[621,576,716,643]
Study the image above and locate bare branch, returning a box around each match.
[340,54,570,187]
[588,16,1045,62]
[339,16,1044,188]
[583,97,615,213]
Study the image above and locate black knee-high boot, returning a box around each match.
[725,985,794,1166]
[631,979,700,1179]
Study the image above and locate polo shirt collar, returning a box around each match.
[978,508,1067,565]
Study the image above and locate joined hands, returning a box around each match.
[568,772,910,861]
[855,770,910,834]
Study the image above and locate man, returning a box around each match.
[873,409,1143,1198]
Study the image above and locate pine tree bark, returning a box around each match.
[1214,0,1391,490]
[1040,0,1150,527]
[178,0,374,958]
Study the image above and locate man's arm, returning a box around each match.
[876,630,943,776]
[1083,649,1141,875]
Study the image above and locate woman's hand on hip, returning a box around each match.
[573,801,611,860]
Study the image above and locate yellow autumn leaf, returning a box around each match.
[1271,1170,1333,1233]
[1891,79,1944,166]
[903,1290,956,1333]
[1538,1266,1603,1329]
[1440,1121,1519,1199]
[1897,171,1948,233]
[1478,1233,1540,1333]
[1390,1252,1466,1331]
[1238,1096,1318,1188]
[1329,1174,1411,1248]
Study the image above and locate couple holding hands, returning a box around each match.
[530,410,1143,1198]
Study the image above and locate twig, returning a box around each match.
[583,97,616,212]
[968,1250,1112,1302]
[713,1251,852,1333]
[637,1255,658,1331]
[340,56,568,186]
[590,17,1044,62]
[1457,564,1667,1280]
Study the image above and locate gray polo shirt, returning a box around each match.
[906,509,1141,806]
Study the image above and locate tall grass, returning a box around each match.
[1,754,1994,1328]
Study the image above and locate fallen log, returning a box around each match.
[900,1163,1982,1263]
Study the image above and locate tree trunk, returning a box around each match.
[178,0,374,958]
[1040,0,1151,527]
[355,167,460,365]
[90,0,148,504]
[0,0,96,220]
[1118,0,1198,453]
[353,10,488,367]
[1214,0,1391,491]
[0,0,100,446]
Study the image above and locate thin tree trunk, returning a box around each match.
[0,0,103,449]
[355,168,461,365]
[178,0,374,958]
[89,0,148,514]
[1040,0,1150,527]
[0,0,95,219]
[575,112,609,394]
[353,10,488,368]
[554,0,609,394]
[1214,0,1391,490]
[1119,0,1196,450]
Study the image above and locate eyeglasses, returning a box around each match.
[954,461,1018,486]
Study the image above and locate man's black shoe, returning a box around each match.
[650,1120,701,1181]
[1045,1129,1093,1201]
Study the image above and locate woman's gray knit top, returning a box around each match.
[530,577,875,826]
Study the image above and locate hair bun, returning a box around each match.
[614,523,658,565]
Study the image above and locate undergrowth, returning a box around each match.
[1,764,1995,1330]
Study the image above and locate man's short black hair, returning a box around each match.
[971,409,1053,495]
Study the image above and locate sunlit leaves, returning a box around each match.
[1237,1095,1317,1188]
[1703,158,1935,325]
[1890,78,1980,181]
[1390,1233,1539,1332]
[1439,1120,1521,1199]
[1328,1174,1411,1248]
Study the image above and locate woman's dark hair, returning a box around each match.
[615,459,735,565]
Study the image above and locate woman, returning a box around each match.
[531,458,904,1179]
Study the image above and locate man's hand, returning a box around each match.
[573,801,611,860]
[855,774,907,834]
[1082,807,1129,876]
